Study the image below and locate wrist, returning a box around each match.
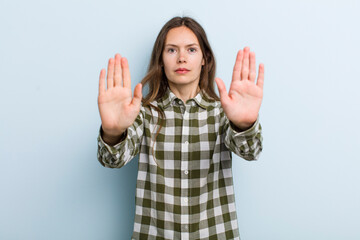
[231,120,256,132]
[101,127,127,146]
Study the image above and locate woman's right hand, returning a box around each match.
[98,53,142,143]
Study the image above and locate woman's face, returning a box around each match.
[162,26,204,90]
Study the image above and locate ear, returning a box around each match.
[202,58,205,66]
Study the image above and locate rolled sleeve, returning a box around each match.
[225,117,263,161]
[97,109,144,168]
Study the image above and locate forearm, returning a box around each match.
[101,127,127,146]
[229,120,256,132]
[97,128,137,168]
[225,118,263,161]
[97,111,144,168]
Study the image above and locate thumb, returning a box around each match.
[215,78,230,105]
[131,83,142,108]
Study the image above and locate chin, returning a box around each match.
[168,79,196,86]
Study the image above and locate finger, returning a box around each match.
[131,83,142,107]
[241,47,250,80]
[99,68,106,94]
[107,58,115,89]
[215,78,230,106]
[256,63,265,89]
[114,53,122,87]
[122,57,131,89]
[249,52,256,82]
[231,50,243,82]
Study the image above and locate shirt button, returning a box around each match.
[184,225,188,230]
[184,198,188,203]
[184,170,189,175]
[184,141,189,145]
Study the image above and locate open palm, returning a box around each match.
[98,54,142,138]
[215,47,264,130]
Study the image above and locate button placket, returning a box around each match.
[180,104,191,234]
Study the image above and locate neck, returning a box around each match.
[168,83,200,102]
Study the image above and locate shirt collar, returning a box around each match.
[159,87,215,110]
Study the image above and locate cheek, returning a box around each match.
[194,57,204,71]
[162,55,174,69]
[162,59,173,79]
[193,55,204,66]
[163,61,172,74]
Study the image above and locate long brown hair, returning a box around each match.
[141,16,219,110]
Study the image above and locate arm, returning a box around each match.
[215,47,264,160]
[97,53,143,168]
[215,47,264,130]
[97,110,144,168]
[224,116,263,160]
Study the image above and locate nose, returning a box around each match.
[177,50,186,63]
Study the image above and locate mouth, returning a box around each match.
[175,68,190,74]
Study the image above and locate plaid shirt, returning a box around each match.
[97,88,263,240]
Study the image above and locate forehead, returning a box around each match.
[165,26,200,45]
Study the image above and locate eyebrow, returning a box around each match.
[164,43,200,48]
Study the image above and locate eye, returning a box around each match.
[167,48,176,53]
[188,48,197,53]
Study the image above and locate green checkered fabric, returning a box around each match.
[97,88,263,240]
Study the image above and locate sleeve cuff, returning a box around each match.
[98,126,128,153]
[229,117,260,136]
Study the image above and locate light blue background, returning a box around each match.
[1,0,359,239]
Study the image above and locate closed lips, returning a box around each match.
[175,68,189,73]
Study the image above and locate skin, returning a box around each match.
[162,26,204,102]
[98,55,142,145]
[98,27,264,145]
[215,48,264,130]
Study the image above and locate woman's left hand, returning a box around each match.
[215,47,264,130]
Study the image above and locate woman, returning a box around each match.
[97,16,264,240]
